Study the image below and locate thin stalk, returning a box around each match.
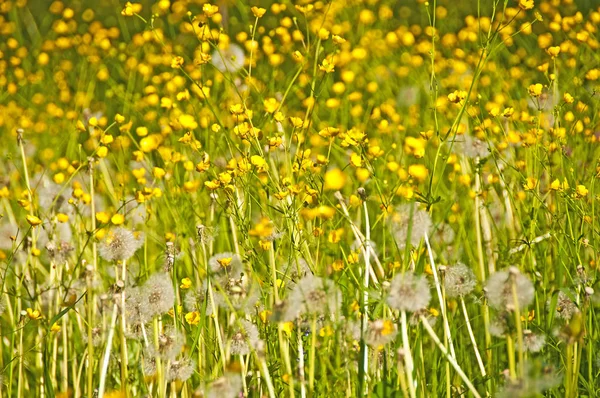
[401,310,416,398]
[98,302,119,398]
[421,317,482,398]
[460,297,486,377]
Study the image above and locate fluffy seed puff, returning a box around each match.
[443,262,477,298]
[138,272,175,320]
[485,267,534,311]
[390,204,432,249]
[167,357,195,382]
[228,319,260,356]
[387,272,431,313]
[282,274,342,321]
[209,252,244,284]
[99,227,144,262]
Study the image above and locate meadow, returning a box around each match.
[1,0,600,396]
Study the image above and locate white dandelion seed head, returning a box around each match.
[211,43,245,74]
[485,269,534,311]
[444,262,477,298]
[390,203,432,249]
[229,319,259,356]
[99,227,144,262]
[283,274,342,321]
[139,272,175,319]
[167,357,195,382]
[387,272,431,313]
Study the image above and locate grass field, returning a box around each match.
[1,0,600,397]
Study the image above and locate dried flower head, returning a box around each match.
[522,330,546,353]
[551,291,579,321]
[139,273,175,319]
[444,263,477,298]
[387,272,431,312]
[211,44,245,73]
[167,357,195,382]
[204,372,243,398]
[485,268,534,311]
[209,252,244,283]
[184,281,213,315]
[364,319,398,348]
[99,227,144,262]
[149,328,184,361]
[390,204,432,249]
[283,274,342,321]
[229,319,259,356]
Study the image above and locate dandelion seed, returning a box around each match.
[211,44,245,74]
[214,277,260,313]
[139,272,175,319]
[82,327,103,347]
[167,357,195,382]
[229,319,260,356]
[498,361,560,398]
[490,314,509,337]
[522,330,546,353]
[387,272,431,313]
[142,354,157,377]
[183,281,213,315]
[283,274,342,321]
[149,328,184,361]
[204,372,243,398]
[99,227,144,262]
[444,263,477,298]
[209,252,244,283]
[409,308,438,326]
[364,319,398,348]
[551,291,579,321]
[454,134,489,159]
[390,203,432,249]
[485,268,534,311]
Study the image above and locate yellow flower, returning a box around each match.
[319,325,334,337]
[281,321,294,336]
[185,311,200,325]
[263,98,279,113]
[563,93,574,104]
[171,56,184,69]
[114,114,125,123]
[523,177,538,191]
[26,307,43,320]
[259,310,272,324]
[576,185,588,198]
[324,168,347,190]
[51,323,61,333]
[319,58,335,73]
[332,35,346,44]
[528,83,543,97]
[251,6,266,18]
[96,211,111,224]
[518,0,534,10]
[550,179,561,191]
[202,3,219,17]
[152,167,166,179]
[546,46,560,58]
[26,214,43,226]
[408,164,429,182]
[111,213,125,225]
[56,213,69,223]
[180,277,192,289]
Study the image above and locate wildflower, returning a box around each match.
[139,273,175,319]
[551,291,579,321]
[229,319,260,356]
[522,330,546,353]
[390,203,432,249]
[443,263,477,298]
[387,272,431,312]
[171,56,184,69]
[518,0,534,11]
[26,214,43,226]
[251,6,266,18]
[208,252,244,283]
[99,227,144,262]
[485,268,534,311]
[319,58,335,73]
[185,311,201,325]
[546,46,560,58]
[324,168,347,190]
[528,84,543,97]
[447,90,467,103]
[167,358,195,382]
[211,44,245,74]
[282,275,342,321]
[202,3,219,17]
[110,213,125,225]
[26,307,43,320]
[180,277,192,289]
[563,93,574,104]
